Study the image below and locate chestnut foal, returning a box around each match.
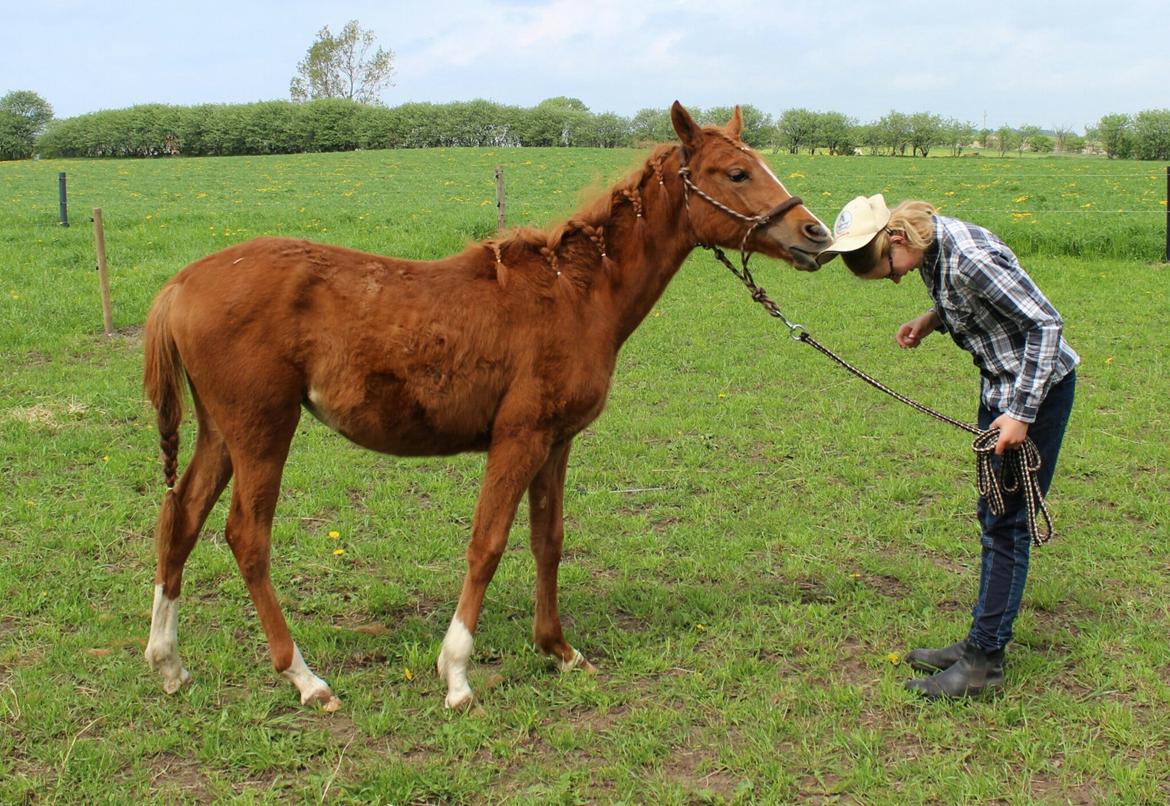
[143,102,830,710]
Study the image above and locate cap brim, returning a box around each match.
[817,231,881,256]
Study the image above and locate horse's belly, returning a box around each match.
[305,378,496,457]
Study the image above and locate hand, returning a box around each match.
[895,311,939,349]
[988,414,1029,456]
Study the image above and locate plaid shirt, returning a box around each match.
[921,215,1079,423]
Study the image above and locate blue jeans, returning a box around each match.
[968,371,1076,652]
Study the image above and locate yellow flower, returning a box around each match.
[850,572,861,580]
[695,623,706,632]
[328,530,340,539]
[333,548,345,556]
[403,667,414,681]
[887,652,900,665]
[1105,356,1114,365]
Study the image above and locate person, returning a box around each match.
[816,194,1079,700]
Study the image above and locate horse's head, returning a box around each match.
[671,101,831,271]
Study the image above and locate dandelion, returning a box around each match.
[695,623,706,633]
[1013,195,1029,204]
[103,455,110,463]
[887,652,900,665]
[1105,356,1114,365]
[403,667,414,681]
[788,172,805,179]
[328,530,340,539]
[850,572,861,580]
[333,548,345,556]
[717,392,728,399]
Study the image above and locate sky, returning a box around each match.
[3,0,1166,134]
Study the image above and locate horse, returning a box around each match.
[143,101,832,711]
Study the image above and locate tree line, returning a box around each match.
[5,91,1169,161]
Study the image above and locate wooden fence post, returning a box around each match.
[495,166,506,231]
[93,208,113,335]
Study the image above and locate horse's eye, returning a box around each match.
[729,168,749,183]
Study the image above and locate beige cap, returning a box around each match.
[816,194,891,263]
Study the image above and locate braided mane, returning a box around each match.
[481,144,678,287]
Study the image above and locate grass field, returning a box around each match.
[1,146,1168,804]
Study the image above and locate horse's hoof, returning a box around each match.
[318,695,343,713]
[444,687,474,710]
[300,685,341,712]
[160,666,193,694]
[557,648,597,674]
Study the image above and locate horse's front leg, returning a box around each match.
[438,428,552,709]
[528,439,596,674]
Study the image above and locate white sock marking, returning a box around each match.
[145,584,191,693]
[437,616,475,708]
[281,644,338,709]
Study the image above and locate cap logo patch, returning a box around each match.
[834,209,852,236]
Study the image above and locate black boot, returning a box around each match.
[905,641,1004,700]
[906,638,969,673]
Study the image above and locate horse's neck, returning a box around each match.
[603,157,696,346]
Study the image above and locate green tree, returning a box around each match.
[908,112,944,157]
[816,111,856,155]
[944,119,976,157]
[630,108,674,144]
[1030,134,1054,153]
[518,97,590,146]
[290,21,395,104]
[776,108,818,155]
[1095,113,1133,159]
[583,112,632,148]
[0,90,53,160]
[995,126,1018,157]
[856,122,883,155]
[1132,109,1170,160]
[876,111,911,156]
[1017,125,1042,155]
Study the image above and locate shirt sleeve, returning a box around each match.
[956,244,1065,423]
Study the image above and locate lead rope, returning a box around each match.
[706,244,1054,547]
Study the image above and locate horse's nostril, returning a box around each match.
[805,222,832,242]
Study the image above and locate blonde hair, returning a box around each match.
[841,199,937,275]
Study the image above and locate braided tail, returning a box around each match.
[143,284,186,489]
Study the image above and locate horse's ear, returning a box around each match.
[671,101,700,148]
[726,106,743,138]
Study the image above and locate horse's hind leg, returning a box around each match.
[528,440,595,673]
[146,396,233,693]
[225,422,341,712]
